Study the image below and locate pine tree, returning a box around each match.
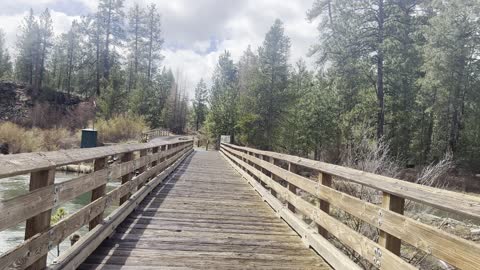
[35,8,53,91]
[206,51,238,142]
[419,0,480,159]
[0,29,12,79]
[126,3,146,91]
[145,4,164,82]
[193,79,208,131]
[97,0,125,80]
[255,19,290,150]
[15,9,38,85]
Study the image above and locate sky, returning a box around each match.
[0,0,319,96]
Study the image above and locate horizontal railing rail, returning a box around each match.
[0,139,193,270]
[141,128,171,142]
[221,143,480,270]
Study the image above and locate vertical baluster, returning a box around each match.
[317,172,332,237]
[119,152,134,205]
[379,193,404,254]
[287,163,298,212]
[25,168,55,270]
[89,157,108,230]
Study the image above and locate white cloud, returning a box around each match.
[0,0,319,97]
[0,10,79,58]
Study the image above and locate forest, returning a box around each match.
[204,0,480,171]
[0,0,189,134]
[0,0,479,170]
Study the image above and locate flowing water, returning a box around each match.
[0,171,120,262]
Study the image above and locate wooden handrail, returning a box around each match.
[0,140,180,178]
[0,139,193,270]
[221,143,480,270]
[222,143,480,221]
[141,128,170,142]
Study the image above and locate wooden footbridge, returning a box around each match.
[1,138,480,269]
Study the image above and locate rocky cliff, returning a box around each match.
[0,81,94,128]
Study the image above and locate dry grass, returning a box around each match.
[95,114,148,143]
[0,122,79,153]
[0,122,41,153]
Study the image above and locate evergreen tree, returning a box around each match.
[97,0,125,80]
[15,9,38,85]
[419,0,480,160]
[35,8,53,91]
[145,4,164,82]
[126,3,147,91]
[193,79,208,131]
[0,29,12,79]
[255,19,290,150]
[206,51,238,142]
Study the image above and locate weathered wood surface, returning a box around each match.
[0,143,192,270]
[0,137,191,178]
[78,151,331,270]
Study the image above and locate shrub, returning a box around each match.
[0,122,80,153]
[95,114,148,143]
[41,128,76,151]
[0,122,42,153]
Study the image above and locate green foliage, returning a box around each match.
[51,208,67,225]
[207,51,239,142]
[0,29,12,79]
[193,79,208,131]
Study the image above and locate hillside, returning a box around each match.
[0,81,94,128]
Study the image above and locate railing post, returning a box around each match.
[25,168,55,270]
[89,157,108,230]
[161,145,168,162]
[317,172,332,238]
[151,146,159,167]
[379,193,404,254]
[287,163,298,213]
[269,157,279,198]
[137,149,148,189]
[258,154,267,187]
[119,152,134,205]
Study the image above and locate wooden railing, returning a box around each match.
[221,143,480,270]
[141,128,171,142]
[0,139,193,270]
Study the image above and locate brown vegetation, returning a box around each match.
[0,122,79,153]
[95,114,148,144]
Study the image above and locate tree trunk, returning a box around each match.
[147,12,153,82]
[376,0,385,139]
[103,1,112,80]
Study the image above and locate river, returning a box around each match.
[0,171,119,262]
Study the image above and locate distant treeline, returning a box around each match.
[0,0,189,133]
[203,0,480,169]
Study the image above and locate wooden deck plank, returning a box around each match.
[81,150,331,269]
